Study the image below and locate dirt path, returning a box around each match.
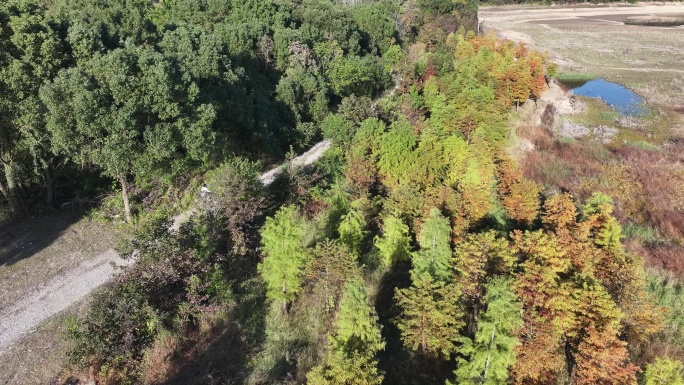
[0,141,331,356]
[258,140,331,185]
[0,250,133,352]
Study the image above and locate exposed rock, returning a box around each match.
[541,103,558,127]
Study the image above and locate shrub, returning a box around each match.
[66,281,157,383]
[322,114,356,146]
[67,214,234,381]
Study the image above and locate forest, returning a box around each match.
[1,0,683,384]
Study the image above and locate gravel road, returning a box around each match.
[258,140,331,185]
[0,250,133,353]
[0,140,331,355]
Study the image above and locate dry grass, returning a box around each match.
[617,145,684,240]
[627,239,684,279]
[481,4,684,105]
[521,132,684,244]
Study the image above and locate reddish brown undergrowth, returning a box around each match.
[626,240,684,278]
[142,312,241,385]
[522,138,622,203]
[521,125,684,274]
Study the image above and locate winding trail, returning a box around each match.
[0,140,331,355]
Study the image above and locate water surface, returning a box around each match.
[571,79,647,116]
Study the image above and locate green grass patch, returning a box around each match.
[599,111,620,121]
[557,136,576,144]
[568,96,619,129]
[613,107,676,145]
[647,271,684,347]
[555,72,597,89]
[624,222,664,246]
[625,140,661,152]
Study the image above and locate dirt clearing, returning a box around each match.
[0,214,117,383]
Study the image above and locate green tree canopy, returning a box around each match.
[258,205,309,311]
[453,278,523,385]
[644,358,684,385]
[413,208,453,282]
[374,214,412,266]
[395,272,463,358]
[330,277,385,356]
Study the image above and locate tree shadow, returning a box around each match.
[374,260,456,385]
[158,281,269,385]
[157,316,252,385]
[0,210,86,267]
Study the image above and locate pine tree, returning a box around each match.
[309,277,385,385]
[304,240,361,320]
[541,193,578,234]
[511,230,571,321]
[511,321,566,385]
[582,192,623,252]
[644,358,684,385]
[395,272,463,358]
[570,282,637,385]
[307,350,383,385]
[331,277,385,356]
[258,205,308,312]
[442,134,469,186]
[377,117,417,188]
[453,278,523,385]
[338,208,367,257]
[413,208,452,282]
[496,156,540,225]
[573,325,637,385]
[459,155,496,223]
[374,214,411,266]
[454,231,515,303]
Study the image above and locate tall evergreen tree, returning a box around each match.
[374,214,411,266]
[331,277,385,356]
[338,208,367,258]
[453,278,523,385]
[258,205,308,312]
[309,276,384,385]
[395,272,463,358]
[413,208,452,282]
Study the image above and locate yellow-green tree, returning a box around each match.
[395,272,463,358]
[644,358,684,385]
[258,205,309,313]
[453,278,523,385]
[374,214,411,266]
[413,208,453,282]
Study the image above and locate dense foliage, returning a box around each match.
[0,0,432,221]
[4,0,681,384]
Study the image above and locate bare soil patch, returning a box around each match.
[0,299,91,385]
[0,213,116,384]
[0,213,116,312]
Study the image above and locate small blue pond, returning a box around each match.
[571,79,648,116]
